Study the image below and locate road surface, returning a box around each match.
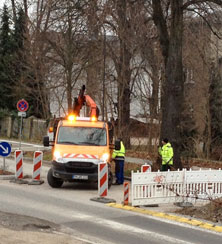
[0,161,222,244]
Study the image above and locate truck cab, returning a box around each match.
[43,115,113,188]
[43,85,114,188]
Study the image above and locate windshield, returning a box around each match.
[57,126,107,146]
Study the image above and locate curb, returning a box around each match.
[106,203,222,233]
[90,197,116,204]
[0,175,15,180]
[28,180,45,185]
[9,178,29,184]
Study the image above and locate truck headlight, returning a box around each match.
[53,151,63,163]
[101,153,109,162]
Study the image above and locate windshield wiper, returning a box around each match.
[78,142,98,145]
[58,141,78,145]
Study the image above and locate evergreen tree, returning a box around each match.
[0,4,15,111]
[12,7,27,101]
[12,7,50,119]
[209,61,222,158]
[14,7,26,51]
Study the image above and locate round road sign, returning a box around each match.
[17,99,29,112]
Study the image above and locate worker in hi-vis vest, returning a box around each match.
[158,138,174,171]
[112,138,125,185]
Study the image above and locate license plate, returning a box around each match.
[72,175,88,180]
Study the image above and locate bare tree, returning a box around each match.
[104,0,140,147]
[44,0,88,114]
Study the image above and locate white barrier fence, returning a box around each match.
[131,169,222,206]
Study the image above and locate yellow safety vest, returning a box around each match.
[158,142,173,165]
[112,141,125,159]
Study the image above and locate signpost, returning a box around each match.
[17,99,29,149]
[0,141,11,171]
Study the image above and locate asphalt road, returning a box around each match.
[0,159,222,244]
[0,139,222,243]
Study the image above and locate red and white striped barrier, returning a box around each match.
[98,162,108,197]
[15,150,23,179]
[124,182,129,205]
[63,153,99,159]
[32,151,43,181]
[141,164,151,173]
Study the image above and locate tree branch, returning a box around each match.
[187,7,222,39]
[152,0,169,63]
[182,0,222,10]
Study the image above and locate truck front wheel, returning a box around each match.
[47,168,63,188]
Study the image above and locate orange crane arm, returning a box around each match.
[84,95,98,117]
[73,85,99,118]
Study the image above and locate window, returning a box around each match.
[57,126,107,146]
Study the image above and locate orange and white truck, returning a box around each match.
[43,85,113,188]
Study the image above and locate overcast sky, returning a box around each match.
[0,0,8,8]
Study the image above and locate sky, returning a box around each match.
[0,0,8,9]
[0,0,7,7]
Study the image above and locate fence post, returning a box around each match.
[131,170,134,206]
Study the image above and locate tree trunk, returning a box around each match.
[116,0,131,148]
[66,12,73,114]
[86,0,100,115]
[23,0,28,16]
[153,0,183,169]
[118,49,131,147]
[11,0,17,22]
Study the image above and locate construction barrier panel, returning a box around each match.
[124,182,129,205]
[32,151,43,181]
[98,162,108,197]
[15,150,23,179]
[131,168,222,206]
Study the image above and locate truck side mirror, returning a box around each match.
[43,136,50,147]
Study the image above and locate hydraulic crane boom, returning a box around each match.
[73,85,99,118]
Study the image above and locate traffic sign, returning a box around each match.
[17,99,29,112]
[0,142,11,157]
[18,112,26,117]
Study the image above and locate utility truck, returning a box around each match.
[43,85,113,188]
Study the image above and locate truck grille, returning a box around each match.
[66,161,97,174]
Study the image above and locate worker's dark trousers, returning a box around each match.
[115,159,124,184]
[161,164,171,171]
